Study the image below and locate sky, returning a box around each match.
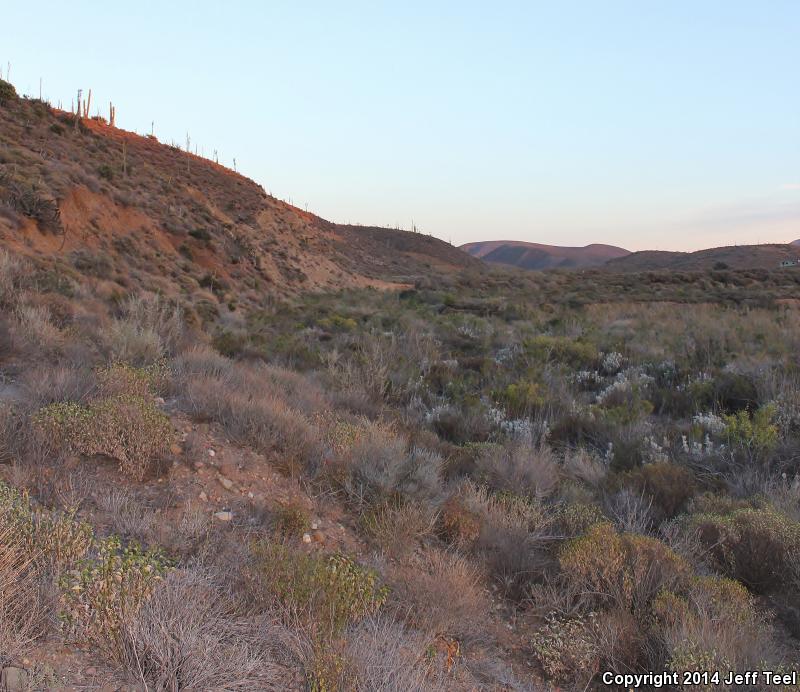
[2,1,799,251]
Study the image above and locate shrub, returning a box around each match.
[475,442,559,501]
[117,568,292,689]
[251,541,388,635]
[0,482,93,571]
[0,250,23,308]
[524,335,598,369]
[181,372,319,471]
[689,507,800,593]
[34,395,172,481]
[0,525,45,665]
[361,499,436,555]
[273,502,311,539]
[388,548,489,641]
[95,361,168,399]
[530,612,600,686]
[559,523,690,615]
[340,616,445,692]
[724,404,779,457]
[715,372,759,413]
[621,462,696,521]
[652,576,772,681]
[60,536,173,659]
[337,425,442,510]
[0,79,17,102]
[493,381,546,418]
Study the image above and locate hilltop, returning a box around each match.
[605,243,800,272]
[461,239,629,270]
[0,82,479,312]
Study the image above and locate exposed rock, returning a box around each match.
[213,510,233,522]
[208,449,216,457]
[199,491,208,502]
[302,533,312,543]
[218,475,234,490]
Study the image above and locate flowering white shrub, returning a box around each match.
[692,412,726,436]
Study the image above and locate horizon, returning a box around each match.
[3,1,798,252]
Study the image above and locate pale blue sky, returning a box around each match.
[3,1,799,250]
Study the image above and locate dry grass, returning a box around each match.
[117,567,298,690]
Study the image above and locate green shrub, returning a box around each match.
[0,79,17,103]
[531,612,600,685]
[251,541,388,634]
[524,335,598,369]
[723,405,779,457]
[653,576,771,685]
[559,523,690,614]
[689,507,800,593]
[60,536,172,658]
[0,482,92,570]
[34,395,172,481]
[493,381,546,418]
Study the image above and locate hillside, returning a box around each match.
[605,243,800,272]
[461,239,629,270]
[0,84,479,313]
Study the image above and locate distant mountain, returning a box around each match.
[605,244,800,272]
[461,240,630,270]
[792,239,800,246]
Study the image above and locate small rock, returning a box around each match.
[312,531,325,544]
[194,461,205,469]
[1,666,29,692]
[199,491,208,502]
[213,510,233,522]
[155,396,166,406]
[85,666,97,676]
[218,475,234,490]
[247,491,254,499]
[170,443,182,456]
[302,533,312,544]
[208,449,216,457]
[311,521,319,530]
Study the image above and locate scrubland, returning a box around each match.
[1,245,799,690]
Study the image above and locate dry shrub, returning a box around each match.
[388,548,489,642]
[336,423,443,511]
[173,343,233,381]
[559,523,690,616]
[0,249,23,309]
[182,372,319,469]
[94,488,156,542]
[438,486,482,547]
[563,446,607,486]
[21,364,97,409]
[361,499,437,555]
[340,616,446,692]
[0,524,45,666]
[475,441,559,500]
[118,567,296,691]
[14,304,62,353]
